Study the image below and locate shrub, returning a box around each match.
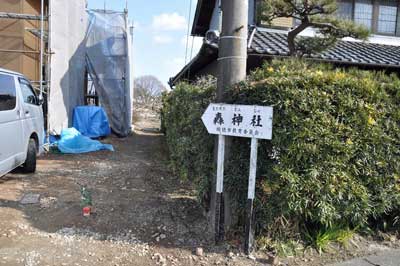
[161,77,216,204]
[162,59,400,240]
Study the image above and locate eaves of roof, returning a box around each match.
[191,0,216,37]
[169,40,219,87]
[171,27,400,87]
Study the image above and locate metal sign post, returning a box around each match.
[215,134,225,243]
[202,104,273,253]
[245,137,258,254]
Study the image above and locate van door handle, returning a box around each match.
[25,110,30,115]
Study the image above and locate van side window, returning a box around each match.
[0,74,17,111]
[19,78,38,105]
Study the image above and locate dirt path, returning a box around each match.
[0,112,262,266]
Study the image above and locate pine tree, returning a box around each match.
[259,0,370,56]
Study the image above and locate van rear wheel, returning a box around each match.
[23,139,37,173]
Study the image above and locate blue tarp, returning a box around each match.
[58,128,114,154]
[73,106,111,138]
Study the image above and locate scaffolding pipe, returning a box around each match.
[0,12,48,21]
[45,0,51,139]
[0,49,40,54]
[39,0,44,98]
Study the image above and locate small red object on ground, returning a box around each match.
[83,206,91,217]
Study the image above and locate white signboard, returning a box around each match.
[201,104,273,140]
[204,103,274,253]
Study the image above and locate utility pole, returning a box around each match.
[217,0,248,99]
[213,0,248,244]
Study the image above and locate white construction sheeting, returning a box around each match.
[85,10,133,137]
[48,0,87,135]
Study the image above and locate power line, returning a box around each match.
[187,36,196,79]
[189,36,195,61]
[184,0,193,65]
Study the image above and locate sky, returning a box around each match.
[87,0,203,88]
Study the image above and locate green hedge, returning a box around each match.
[161,77,216,203]
[162,60,400,239]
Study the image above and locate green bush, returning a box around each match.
[161,77,216,203]
[162,59,400,239]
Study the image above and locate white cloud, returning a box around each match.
[180,36,188,46]
[132,21,141,30]
[152,12,187,31]
[181,36,203,49]
[180,36,204,60]
[172,57,185,66]
[153,35,173,44]
[192,38,203,52]
[165,57,185,73]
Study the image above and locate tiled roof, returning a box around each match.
[170,28,400,86]
[250,30,400,68]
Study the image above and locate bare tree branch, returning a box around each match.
[134,75,166,104]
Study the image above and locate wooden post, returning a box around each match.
[215,134,225,243]
[245,137,258,254]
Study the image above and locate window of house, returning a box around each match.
[354,0,374,30]
[0,74,17,111]
[337,0,400,35]
[377,0,398,34]
[19,78,38,105]
[338,0,354,20]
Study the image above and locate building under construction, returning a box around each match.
[0,0,46,84]
[0,0,134,137]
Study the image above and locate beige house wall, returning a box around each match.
[255,0,294,28]
[271,17,293,28]
[22,0,41,82]
[0,0,24,75]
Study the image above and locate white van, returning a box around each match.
[0,68,44,177]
